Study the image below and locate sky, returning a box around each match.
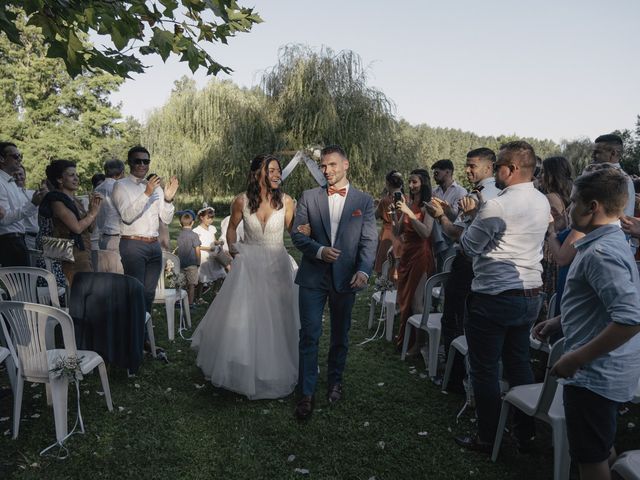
[109,0,640,144]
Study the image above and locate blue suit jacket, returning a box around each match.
[291,185,378,293]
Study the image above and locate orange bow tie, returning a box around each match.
[327,186,347,197]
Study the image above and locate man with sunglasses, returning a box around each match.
[0,142,47,266]
[454,141,550,454]
[112,146,179,318]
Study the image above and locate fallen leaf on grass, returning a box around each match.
[194,384,205,389]
[417,431,428,437]
[30,414,40,419]
[32,394,42,399]
[134,384,140,389]
[30,383,38,388]
[628,422,636,429]
[287,454,296,462]
[419,373,428,379]
[166,388,172,393]
[294,468,309,475]
[377,382,384,387]
[377,441,385,449]
[364,421,370,427]
[0,417,9,422]
[4,429,10,436]
[118,406,125,412]
[96,391,105,396]
[30,463,38,468]
[262,410,269,415]
[177,349,182,353]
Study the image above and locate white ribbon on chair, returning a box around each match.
[39,378,85,459]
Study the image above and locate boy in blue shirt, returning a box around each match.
[176,211,201,306]
[534,167,640,480]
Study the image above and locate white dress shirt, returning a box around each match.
[20,188,39,233]
[95,178,122,235]
[316,184,350,259]
[0,169,37,235]
[111,174,175,237]
[460,182,550,294]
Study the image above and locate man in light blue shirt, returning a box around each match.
[535,168,640,480]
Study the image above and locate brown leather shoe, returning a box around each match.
[327,384,343,405]
[294,396,314,421]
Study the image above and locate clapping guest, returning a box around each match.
[95,160,126,252]
[394,168,435,351]
[374,170,403,276]
[12,165,40,250]
[455,141,549,453]
[90,173,106,269]
[38,160,103,285]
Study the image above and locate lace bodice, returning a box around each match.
[241,196,285,246]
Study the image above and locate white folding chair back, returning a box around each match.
[0,345,9,364]
[0,267,60,308]
[441,335,468,392]
[0,301,113,441]
[441,255,456,273]
[492,338,568,480]
[612,450,640,480]
[153,251,191,340]
[401,272,450,378]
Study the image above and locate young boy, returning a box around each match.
[534,167,640,480]
[176,211,201,306]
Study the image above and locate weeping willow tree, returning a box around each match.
[262,45,397,194]
[142,79,278,199]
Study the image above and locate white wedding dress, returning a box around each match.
[191,197,300,399]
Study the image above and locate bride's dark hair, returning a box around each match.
[246,154,284,214]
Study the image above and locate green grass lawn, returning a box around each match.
[1,218,639,479]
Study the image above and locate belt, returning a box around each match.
[121,235,157,243]
[102,233,121,237]
[0,232,25,239]
[499,288,542,297]
[25,232,38,237]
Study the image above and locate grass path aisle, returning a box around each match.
[1,233,639,478]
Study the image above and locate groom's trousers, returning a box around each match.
[298,276,356,396]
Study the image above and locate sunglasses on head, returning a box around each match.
[131,158,150,165]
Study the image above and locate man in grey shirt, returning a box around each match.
[455,141,550,453]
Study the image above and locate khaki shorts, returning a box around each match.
[183,265,199,286]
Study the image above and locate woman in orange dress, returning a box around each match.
[394,169,435,351]
[374,170,404,275]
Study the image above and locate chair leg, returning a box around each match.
[367,298,376,329]
[181,292,191,328]
[491,401,511,462]
[97,362,113,412]
[385,300,396,342]
[146,314,157,359]
[165,298,175,341]
[45,383,52,406]
[12,376,24,439]
[428,328,441,378]
[552,420,570,480]
[400,323,412,361]
[442,345,457,391]
[49,376,69,443]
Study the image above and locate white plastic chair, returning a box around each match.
[491,338,568,480]
[400,272,450,378]
[612,450,640,480]
[154,251,191,341]
[441,334,468,392]
[367,258,398,342]
[0,266,61,308]
[0,301,113,442]
[0,345,8,364]
[432,255,456,300]
[530,292,557,353]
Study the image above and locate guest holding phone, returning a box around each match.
[374,170,404,275]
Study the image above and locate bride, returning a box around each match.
[191,154,299,400]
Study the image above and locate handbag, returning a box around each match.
[41,236,75,262]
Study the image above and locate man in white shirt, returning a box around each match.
[112,146,179,315]
[12,165,40,250]
[431,159,468,220]
[455,141,550,453]
[591,134,635,218]
[95,159,126,252]
[0,142,46,266]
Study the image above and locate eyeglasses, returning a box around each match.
[131,158,150,165]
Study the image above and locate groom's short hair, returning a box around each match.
[321,145,347,159]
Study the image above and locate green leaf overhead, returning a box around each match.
[0,1,262,78]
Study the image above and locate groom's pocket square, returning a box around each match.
[352,209,363,217]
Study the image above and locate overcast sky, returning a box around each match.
[109,0,640,143]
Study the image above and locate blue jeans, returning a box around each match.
[465,292,542,443]
[119,239,162,314]
[298,279,356,397]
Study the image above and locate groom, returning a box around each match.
[291,145,377,420]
